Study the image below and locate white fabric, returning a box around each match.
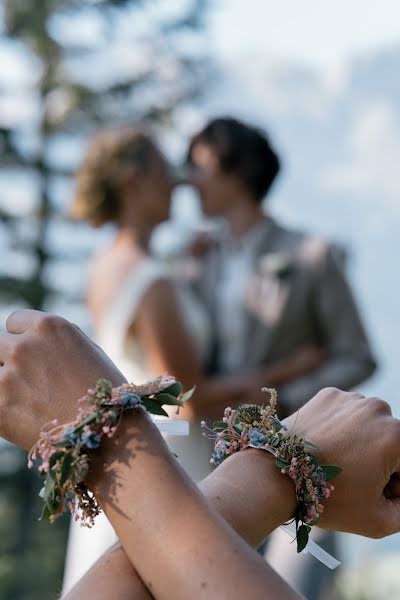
[62,257,213,596]
[95,257,211,382]
[280,523,340,569]
[215,220,269,372]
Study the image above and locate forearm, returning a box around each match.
[63,543,152,600]
[184,377,249,420]
[201,448,296,546]
[185,363,309,420]
[187,348,328,420]
[278,355,376,413]
[85,409,299,600]
[66,448,296,599]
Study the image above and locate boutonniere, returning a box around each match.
[258,252,294,280]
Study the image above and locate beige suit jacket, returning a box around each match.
[192,217,377,410]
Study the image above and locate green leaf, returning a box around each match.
[43,473,55,504]
[49,451,64,469]
[142,398,169,417]
[60,453,73,486]
[297,504,306,521]
[39,503,51,522]
[296,524,310,553]
[304,440,320,451]
[271,434,281,447]
[46,496,62,514]
[321,465,343,480]
[275,458,290,469]
[212,420,227,431]
[155,393,184,407]
[162,382,182,397]
[53,439,73,448]
[180,386,196,403]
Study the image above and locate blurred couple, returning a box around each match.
[63,117,376,598]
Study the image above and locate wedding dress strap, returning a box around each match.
[97,258,168,350]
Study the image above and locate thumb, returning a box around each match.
[6,309,47,334]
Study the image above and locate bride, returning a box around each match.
[63,126,251,589]
[63,125,326,591]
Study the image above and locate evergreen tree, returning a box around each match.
[0,1,209,597]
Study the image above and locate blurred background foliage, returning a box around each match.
[0,0,210,597]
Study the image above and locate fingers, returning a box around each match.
[384,473,400,499]
[379,496,400,538]
[6,309,46,334]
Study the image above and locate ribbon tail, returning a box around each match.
[153,418,190,436]
[280,523,341,570]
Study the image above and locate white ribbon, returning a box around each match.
[153,418,190,436]
[280,523,341,570]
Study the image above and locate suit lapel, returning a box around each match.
[242,219,293,367]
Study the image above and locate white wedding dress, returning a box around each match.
[62,258,213,594]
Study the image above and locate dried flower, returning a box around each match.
[204,389,342,553]
[28,375,192,527]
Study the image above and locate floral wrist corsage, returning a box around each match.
[202,389,342,552]
[28,375,193,527]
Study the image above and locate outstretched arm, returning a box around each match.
[0,311,397,599]
[65,386,400,599]
[81,408,299,600]
[65,447,297,600]
[134,280,323,420]
[133,279,247,419]
[63,543,152,600]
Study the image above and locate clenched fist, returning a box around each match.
[0,310,126,449]
[283,387,400,538]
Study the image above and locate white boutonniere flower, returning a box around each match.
[258,252,293,280]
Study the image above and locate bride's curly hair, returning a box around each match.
[70,127,155,227]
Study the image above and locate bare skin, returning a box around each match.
[88,228,323,422]
[65,388,400,599]
[85,144,323,423]
[66,446,298,600]
[1,311,399,598]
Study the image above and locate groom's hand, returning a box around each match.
[0,310,126,450]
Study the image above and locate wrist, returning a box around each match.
[85,408,155,495]
[202,448,296,548]
[237,448,297,527]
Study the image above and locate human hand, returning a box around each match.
[282,387,400,538]
[0,310,126,450]
[285,344,326,378]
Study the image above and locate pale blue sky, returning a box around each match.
[210,0,400,67]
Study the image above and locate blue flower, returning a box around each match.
[211,448,226,466]
[312,467,326,485]
[271,415,287,431]
[63,426,81,446]
[81,432,101,449]
[249,428,266,447]
[119,392,141,408]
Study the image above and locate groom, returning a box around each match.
[186,116,376,416]
[185,116,377,600]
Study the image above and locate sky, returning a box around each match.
[1,0,400,572]
[209,0,400,68]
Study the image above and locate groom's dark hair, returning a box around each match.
[187,117,280,203]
